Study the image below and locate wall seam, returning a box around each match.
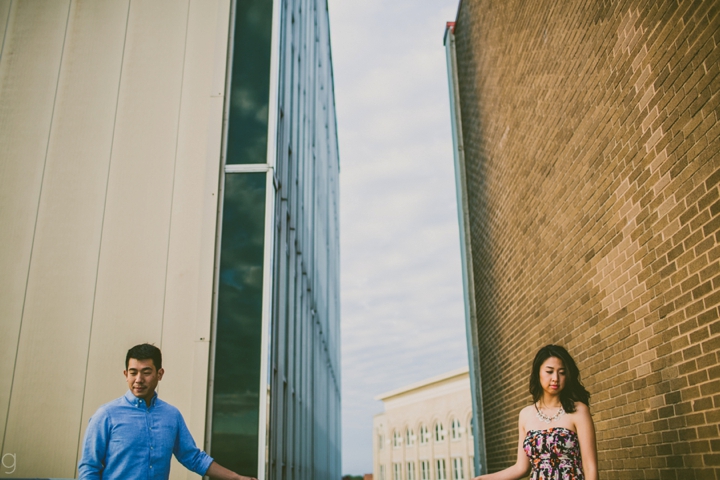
[0,0,12,64]
[158,0,192,353]
[1,0,73,454]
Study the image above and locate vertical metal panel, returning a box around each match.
[0,0,71,457]
[1,2,130,476]
[0,1,230,477]
[79,0,191,432]
[159,3,231,479]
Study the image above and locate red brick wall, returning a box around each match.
[453,0,720,478]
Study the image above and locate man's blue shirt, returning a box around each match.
[78,390,214,480]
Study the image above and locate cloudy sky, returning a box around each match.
[326,0,468,474]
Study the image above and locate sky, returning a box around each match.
[326,0,469,474]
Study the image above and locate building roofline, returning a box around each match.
[443,0,462,45]
[374,366,469,401]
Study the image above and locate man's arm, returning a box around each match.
[78,411,110,480]
[173,413,256,479]
[205,461,257,480]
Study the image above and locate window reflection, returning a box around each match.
[211,172,267,475]
[226,0,273,164]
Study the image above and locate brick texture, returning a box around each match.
[453,0,720,478]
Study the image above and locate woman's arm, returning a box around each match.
[473,412,530,480]
[574,403,598,480]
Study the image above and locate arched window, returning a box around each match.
[419,424,430,445]
[406,427,415,446]
[435,422,446,442]
[451,418,462,440]
[393,429,402,448]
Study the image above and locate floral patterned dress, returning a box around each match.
[523,427,584,480]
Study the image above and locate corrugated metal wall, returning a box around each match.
[0,1,230,477]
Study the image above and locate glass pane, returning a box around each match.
[211,173,267,476]
[226,0,274,164]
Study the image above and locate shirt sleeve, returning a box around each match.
[173,413,214,476]
[78,410,111,480]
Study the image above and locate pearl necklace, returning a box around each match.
[535,403,565,424]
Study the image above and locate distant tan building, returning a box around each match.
[373,368,476,480]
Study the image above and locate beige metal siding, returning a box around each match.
[0,1,230,478]
[0,0,72,459]
[2,1,130,476]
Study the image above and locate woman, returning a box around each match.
[474,345,597,480]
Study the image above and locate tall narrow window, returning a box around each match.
[451,418,462,440]
[378,433,384,450]
[436,459,447,480]
[435,422,446,442]
[225,0,274,164]
[407,461,416,480]
[420,461,430,480]
[406,427,415,446]
[394,463,402,480]
[211,0,275,476]
[211,173,267,475]
[419,424,430,445]
[379,465,386,480]
[452,458,464,480]
[393,429,403,448]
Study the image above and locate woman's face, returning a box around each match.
[539,356,566,396]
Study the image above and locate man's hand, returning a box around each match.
[206,461,257,480]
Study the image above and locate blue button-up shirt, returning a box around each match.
[78,390,214,480]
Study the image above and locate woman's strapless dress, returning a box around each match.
[523,427,584,480]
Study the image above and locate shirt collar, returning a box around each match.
[124,389,158,408]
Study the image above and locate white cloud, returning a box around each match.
[329,0,468,474]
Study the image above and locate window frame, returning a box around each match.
[452,457,464,480]
[419,424,430,445]
[406,461,416,480]
[420,460,430,480]
[393,429,403,448]
[436,458,447,480]
[435,422,446,443]
[393,462,402,480]
[406,427,416,447]
[451,418,462,441]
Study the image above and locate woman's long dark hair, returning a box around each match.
[529,344,590,413]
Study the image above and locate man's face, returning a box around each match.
[124,358,164,402]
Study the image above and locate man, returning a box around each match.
[79,343,256,480]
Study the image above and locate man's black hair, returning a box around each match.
[125,343,162,370]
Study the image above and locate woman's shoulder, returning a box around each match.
[570,401,591,418]
[518,403,537,422]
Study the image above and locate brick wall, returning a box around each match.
[452,0,720,478]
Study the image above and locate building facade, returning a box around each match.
[373,369,475,480]
[445,1,720,478]
[0,1,340,479]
